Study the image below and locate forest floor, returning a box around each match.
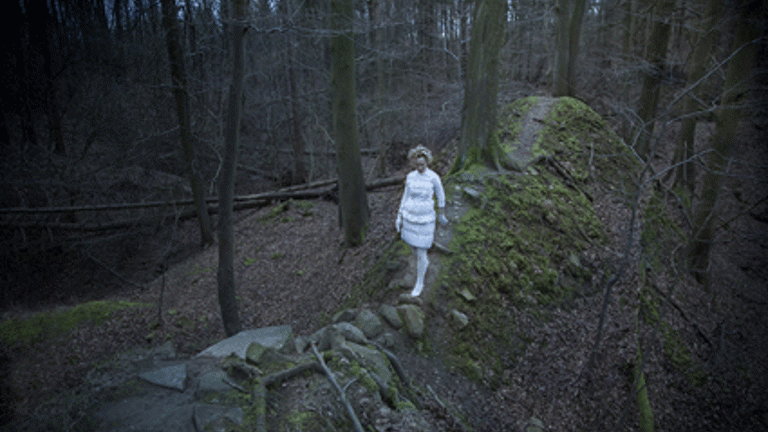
[2,122,768,431]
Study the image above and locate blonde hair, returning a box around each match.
[407,145,432,166]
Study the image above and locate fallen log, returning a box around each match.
[0,175,404,215]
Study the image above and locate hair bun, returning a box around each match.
[407,145,432,164]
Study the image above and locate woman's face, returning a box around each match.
[415,156,427,173]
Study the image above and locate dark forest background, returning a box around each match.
[0,0,766,319]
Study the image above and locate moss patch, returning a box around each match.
[0,300,151,346]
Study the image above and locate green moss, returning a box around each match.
[437,96,635,385]
[641,190,684,274]
[285,409,325,430]
[639,288,707,386]
[340,239,411,309]
[0,300,151,346]
[497,97,539,154]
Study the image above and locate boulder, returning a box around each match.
[245,342,292,369]
[333,322,369,345]
[342,341,392,385]
[333,308,357,323]
[194,370,231,400]
[397,305,425,338]
[196,326,293,359]
[354,309,384,339]
[379,304,403,329]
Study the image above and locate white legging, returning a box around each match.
[412,247,429,296]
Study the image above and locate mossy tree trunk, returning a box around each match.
[553,0,587,97]
[159,0,214,246]
[331,0,370,248]
[217,0,248,337]
[689,2,761,284]
[631,0,675,160]
[450,0,507,174]
[672,0,722,196]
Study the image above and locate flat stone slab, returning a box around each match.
[138,363,188,391]
[195,325,292,359]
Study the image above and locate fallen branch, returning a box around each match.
[311,342,365,432]
[0,175,404,216]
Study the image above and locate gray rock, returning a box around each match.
[194,370,232,400]
[449,310,469,329]
[308,326,331,351]
[193,404,244,432]
[379,304,403,329]
[333,308,357,323]
[333,322,369,345]
[458,288,477,302]
[196,325,292,359]
[354,309,384,338]
[245,342,292,368]
[397,305,425,338]
[397,293,423,306]
[138,363,188,391]
[375,331,397,349]
[342,342,392,384]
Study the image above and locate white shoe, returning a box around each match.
[411,281,423,297]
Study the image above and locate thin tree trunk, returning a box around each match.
[553,0,570,96]
[631,0,675,160]
[565,0,587,97]
[331,0,370,248]
[287,10,307,184]
[160,0,215,246]
[451,0,507,173]
[217,0,248,336]
[689,2,760,284]
[673,0,722,195]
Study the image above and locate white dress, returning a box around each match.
[398,168,446,249]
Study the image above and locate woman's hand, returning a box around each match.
[396,212,403,232]
[438,208,448,225]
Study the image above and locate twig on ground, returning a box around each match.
[311,342,365,432]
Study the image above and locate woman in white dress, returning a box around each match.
[396,145,447,296]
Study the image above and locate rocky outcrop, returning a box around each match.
[95,300,437,432]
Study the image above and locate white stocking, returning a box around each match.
[411,248,429,297]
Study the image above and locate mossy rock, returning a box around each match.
[435,97,634,385]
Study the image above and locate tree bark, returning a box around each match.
[330,0,370,248]
[160,0,215,246]
[631,0,675,160]
[689,2,761,284]
[673,0,722,195]
[287,0,307,184]
[217,0,248,336]
[450,0,507,173]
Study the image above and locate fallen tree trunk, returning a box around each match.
[0,175,404,215]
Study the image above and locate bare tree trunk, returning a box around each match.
[217,0,248,336]
[287,9,307,185]
[689,2,760,284]
[631,0,675,160]
[451,0,507,173]
[673,0,722,195]
[331,0,370,248]
[160,0,215,246]
[565,0,586,97]
[372,0,388,178]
